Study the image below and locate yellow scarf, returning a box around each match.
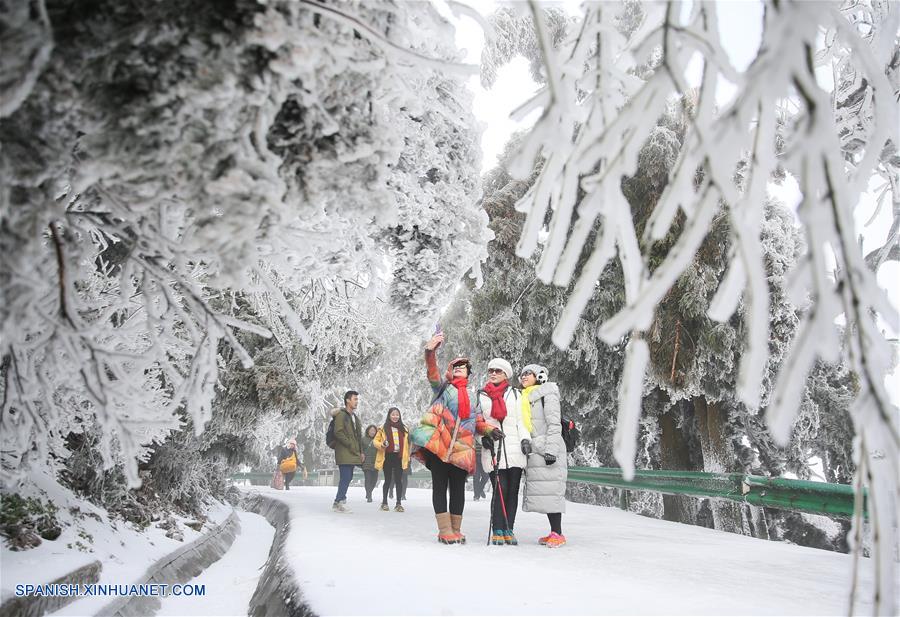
[521,385,537,435]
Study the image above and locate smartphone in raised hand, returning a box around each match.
[434,323,443,336]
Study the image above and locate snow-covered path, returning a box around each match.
[250,486,872,616]
[156,510,273,616]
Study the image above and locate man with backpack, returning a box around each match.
[330,390,363,512]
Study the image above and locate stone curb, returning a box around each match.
[0,560,102,617]
[99,509,240,617]
[241,492,315,617]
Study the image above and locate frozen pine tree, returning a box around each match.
[0,0,487,502]
[503,1,898,612]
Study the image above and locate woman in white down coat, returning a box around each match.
[520,364,568,548]
[476,357,530,546]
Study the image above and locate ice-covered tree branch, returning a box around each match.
[509,1,898,612]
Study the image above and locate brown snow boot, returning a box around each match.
[450,514,466,544]
[436,512,458,544]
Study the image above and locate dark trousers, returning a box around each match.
[399,467,410,500]
[334,464,354,503]
[363,469,379,499]
[548,513,563,534]
[489,467,523,530]
[425,451,467,515]
[382,453,403,505]
[474,455,489,499]
[283,471,296,488]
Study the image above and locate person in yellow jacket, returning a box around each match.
[277,438,307,490]
[374,407,410,512]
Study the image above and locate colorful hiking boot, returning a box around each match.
[491,529,507,545]
[504,530,518,545]
[394,504,405,512]
[545,532,566,548]
[380,503,390,511]
[438,533,460,544]
[538,533,553,545]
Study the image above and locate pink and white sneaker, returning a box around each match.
[545,532,566,548]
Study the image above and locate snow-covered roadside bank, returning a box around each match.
[0,470,231,616]
[155,510,273,617]
[240,491,315,617]
[253,486,874,616]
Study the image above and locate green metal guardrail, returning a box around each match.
[566,467,865,519]
[232,466,865,519]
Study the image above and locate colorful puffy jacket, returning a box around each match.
[409,349,481,474]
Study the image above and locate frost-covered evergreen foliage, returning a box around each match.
[1,0,487,507]
[501,1,897,610]
[441,132,625,471]
[480,6,572,88]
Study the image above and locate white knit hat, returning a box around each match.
[521,364,549,384]
[487,358,514,380]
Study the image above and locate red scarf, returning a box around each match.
[451,377,471,419]
[483,380,509,421]
[385,421,406,458]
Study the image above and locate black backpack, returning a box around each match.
[325,417,336,449]
[560,416,579,453]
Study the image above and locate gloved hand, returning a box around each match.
[543,453,557,466]
[521,440,533,456]
[481,435,495,451]
[490,428,504,441]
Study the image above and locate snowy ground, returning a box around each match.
[156,510,274,617]
[247,486,874,616]
[0,469,230,615]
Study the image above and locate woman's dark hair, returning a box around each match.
[364,424,378,437]
[384,407,406,433]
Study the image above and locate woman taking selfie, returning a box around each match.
[409,331,480,544]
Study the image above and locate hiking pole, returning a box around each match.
[484,436,499,545]
[499,426,516,540]
[484,436,511,545]
[495,437,512,532]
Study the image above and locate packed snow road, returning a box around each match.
[156,510,273,616]
[244,486,872,616]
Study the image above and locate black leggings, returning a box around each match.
[425,451,467,515]
[548,513,563,535]
[489,467,523,530]
[283,472,296,487]
[382,453,403,505]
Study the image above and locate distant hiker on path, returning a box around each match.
[410,332,481,544]
[276,438,306,490]
[374,407,410,512]
[520,364,568,548]
[477,357,530,545]
[332,390,364,513]
[363,424,380,503]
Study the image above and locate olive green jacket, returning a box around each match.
[332,407,363,466]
